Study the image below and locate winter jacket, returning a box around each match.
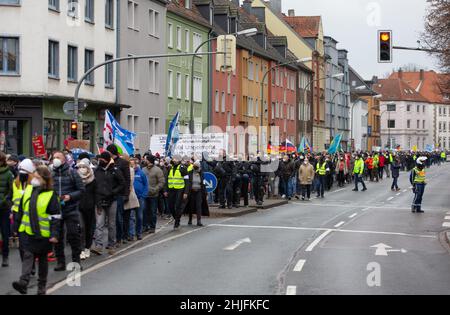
[278,160,295,180]
[335,160,348,175]
[144,165,165,197]
[391,161,401,178]
[114,157,131,197]
[52,163,85,217]
[0,166,13,211]
[94,163,126,208]
[298,163,315,185]
[133,166,149,200]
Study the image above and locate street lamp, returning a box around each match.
[188,28,258,134]
[259,57,312,151]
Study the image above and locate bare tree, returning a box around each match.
[421,0,450,74]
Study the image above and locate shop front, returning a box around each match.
[0,97,43,156]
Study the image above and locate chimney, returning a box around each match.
[420,69,424,81]
[398,68,403,79]
[288,9,295,17]
[242,0,252,14]
[268,0,282,14]
[372,76,379,84]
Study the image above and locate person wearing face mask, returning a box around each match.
[92,152,125,256]
[315,155,327,198]
[299,157,314,201]
[128,158,148,241]
[185,161,209,226]
[0,152,14,268]
[13,166,61,295]
[336,156,347,188]
[143,155,165,234]
[352,154,367,192]
[278,155,295,200]
[410,157,427,213]
[51,151,85,272]
[166,155,189,229]
[77,158,96,260]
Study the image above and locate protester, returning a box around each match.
[0,152,14,267]
[143,155,165,233]
[129,158,148,241]
[299,157,315,201]
[123,160,140,242]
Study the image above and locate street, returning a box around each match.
[34,164,450,295]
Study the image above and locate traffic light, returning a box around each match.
[378,30,392,63]
[70,122,78,139]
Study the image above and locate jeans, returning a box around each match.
[301,184,311,199]
[317,176,325,197]
[412,183,426,211]
[0,209,10,258]
[130,198,145,238]
[354,174,367,191]
[391,177,399,190]
[115,196,125,242]
[146,197,158,230]
[280,178,289,197]
[94,201,117,249]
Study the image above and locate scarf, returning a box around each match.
[77,164,95,185]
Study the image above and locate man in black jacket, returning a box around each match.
[51,151,85,271]
[0,152,13,267]
[92,152,125,255]
[106,144,130,246]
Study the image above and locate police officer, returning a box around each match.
[315,156,328,198]
[166,155,189,229]
[232,156,242,208]
[238,156,251,207]
[251,154,268,206]
[410,156,427,213]
[352,154,367,192]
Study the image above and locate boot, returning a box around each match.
[54,262,66,272]
[37,282,47,295]
[2,256,8,267]
[12,281,28,295]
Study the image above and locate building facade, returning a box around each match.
[118,0,168,154]
[0,0,118,155]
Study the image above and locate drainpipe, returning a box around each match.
[115,0,121,117]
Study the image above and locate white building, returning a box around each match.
[374,77,432,151]
[0,0,118,154]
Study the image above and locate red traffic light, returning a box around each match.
[70,122,78,130]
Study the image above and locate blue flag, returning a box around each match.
[328,133,342,154]
[104,110,136,156]
[165,112,180,157]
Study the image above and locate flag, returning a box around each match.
[298,137,306,153]
[425,144,434,153]
[165,112,180,157]
[328,133,342,154]
[412,145,418,152]
[103,110,136,156]
[280,139,296,153]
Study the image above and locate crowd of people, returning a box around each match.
[0,145,446,294]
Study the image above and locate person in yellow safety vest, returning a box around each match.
[440,151,446,163]
[12,166,61,295]
[167,155,189,229]
[315,156,328,198]
[352,154,367,192]
[410,156,427,213]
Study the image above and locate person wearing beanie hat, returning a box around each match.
[77,152,90,162]
[92,150,126,256]
[106,144,131,245]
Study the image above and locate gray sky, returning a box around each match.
[280,0,440,79]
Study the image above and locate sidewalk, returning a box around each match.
[209,198,288,217]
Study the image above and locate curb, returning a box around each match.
[209,199,288,217]
[256,200,289,210]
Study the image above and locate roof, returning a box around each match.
[388,70,450,104]
[372,79,430,103]
[167,0,212,29]
[348,65,377,96]
[283,16,321,38]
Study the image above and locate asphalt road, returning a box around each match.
[3,164,450,295]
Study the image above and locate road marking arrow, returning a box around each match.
[223,238,251,251]
[371,243,407,256]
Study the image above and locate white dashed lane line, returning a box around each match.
[445,216,450,220]
[334,221,345,228]
[396,193,401,196]
[286,286,297,295]
[443,222,450,228]
[305,230,333,252]
[293,259,306,272]
[348,213,358,219]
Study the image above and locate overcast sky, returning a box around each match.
[280,0,440,79]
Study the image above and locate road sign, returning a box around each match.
[63,101,88,116]
[203,172,218,193]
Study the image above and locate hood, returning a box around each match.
[0,165,10,173]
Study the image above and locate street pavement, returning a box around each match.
[2,164,450,295]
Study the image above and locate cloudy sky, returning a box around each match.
[280,0,440,79]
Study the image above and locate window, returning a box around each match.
[444,122,447,132]
[168,23,173,48]
[67,45,78,81]
[247,61,254,80]
[49,0,60,11]
[193,77,202,102]
[276,102,280,118]
[416,105,420,112]
[148,60,159,93]
[185,74,189,100]
[105,0,114,28]
[407,119,411,129]
[84,49,94,85]
[387,103,396,112]
[85,0,94,22]
[422,120,425,129]
[105,54,113,88]
[417,120,420,129]
[275,68,279,86]
[44,119,59,152]
[423,105,425,113]
[176,26,182,50]
[168,70,173,97]
[255,99,259,117]
[387,120,395,128]
[227,73,231,94]
[444,107,447,116]
[247,98,253,117]
[271,103,275,120]
[127,56,139,90]
[255,63,259,82]
[176,73,181,99]
[48,40,59,78]
[439,122,442,131]
[148,9,160,37]
[67,0,78,17]
[193,33,202,53]
[0,37,19,75]
[232,95,236,115]
[439,107,442,116]
[185,0,190,9]
[215,90,219,112]
[127,1,138,30]
[271,69,275,85]
[221,92,225,113]
[184,29,190,52]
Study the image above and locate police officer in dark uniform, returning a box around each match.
[216,153,234,209]
[238,156,251,207]
[232,156,242,208]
